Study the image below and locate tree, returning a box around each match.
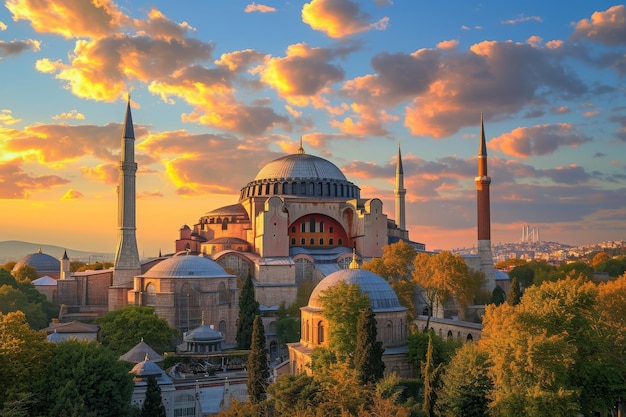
[236,276,260,350]
[318,281,370,362]
[32,340,135,417]
[275,304,299,346]
[0,285,48,329]
[489,285,506,306]
[247,315,269,404]
[354,307,385,385]
[363,241,417,320]
[507,264,534,288]
[436,342,492,417]
[591,251,610,268]
[421,333,442,417]
[267,373,321,415]
[595,257,626,278]
[0,262,16,272]
[0,312,53,409]
[12,265,38,283]
[141,375,166,417]
[97,305,178,355]
[506,278,521,306]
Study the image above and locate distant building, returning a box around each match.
[12,248,61,279]
[42,320,99,342]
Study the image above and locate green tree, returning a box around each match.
[12,265,38,283]
[0,312,53,408]
[236,275,260,350]
[318,281,370,362]
[0,285,48,329]
[141,375,166,417]
[0,261,16,272]
[97,305,178,355]
[247,315,269,404]
[436,342,492,417]
[275,304,300,346]
[489,285,506,306]
[267,373,321,415]
[32,340,135,417]
[506,278,521,306]
[556,261,593,281]
[407,331,459,372]
[596,257,626,278]
[354,307,385,385]
[421,333,442,417]
[507,264,534,288]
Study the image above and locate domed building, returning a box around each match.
[128,253,239,344]
[175,142,423,352]
[287,254,413,378]
[13,248,61,279]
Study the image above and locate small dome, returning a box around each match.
[254,152,347,182]
[185,323,223,342]
[130,355,163,377]
[204,203,249,218]
[32,275,58,286]
[47,330,63,343]
[308,268,404,312]
[13,250,60,274]
[142,254,232,279]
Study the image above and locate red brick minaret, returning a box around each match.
[474,114,495,290]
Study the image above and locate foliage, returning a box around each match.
[11,265,38,283]
[275,304,300,345]
[75,261,114,272]
[32,340,135,417]
[309,346,337,373]
[493,258,526,270]
[489,285,506,306]
[506,278,521,306]
[267,373,321,415]
[0,392,34,417]
[247,315,270,404]
[591,251,610,268]
[0,312,53,408]
[555,261,593,281]
[354,307,385,385]
[413,251,483,323]
[389,279,417,321]
[141,375,166,417]
[0,269,58,329]
[421,332,442,417]
[595,257,626,277]
[436,342,492,417]
[97,305,178,355]
[236,275,260,350]
[0,261,16,272]
[407,331,459,375]
[318,281,370,362]
[70,260,86,272]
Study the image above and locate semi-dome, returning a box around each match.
[142,254,232,279]
[13,250,60,274]
[308,267,405,312]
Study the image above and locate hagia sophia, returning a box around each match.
[14,100,495,379]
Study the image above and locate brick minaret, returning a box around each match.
[475,114,496,290]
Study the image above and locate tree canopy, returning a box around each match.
[247,315,269,404]
[236,275,260,350]
[353,307,385,385]
[96,305,179,355]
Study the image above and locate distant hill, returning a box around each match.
[0,240,114,264]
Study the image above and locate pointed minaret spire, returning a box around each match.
[394,141,406,231]
[60,249,70,280]
[474,113,495,291]
[112,96,141,291]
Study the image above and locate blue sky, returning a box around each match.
[0,0,624,256]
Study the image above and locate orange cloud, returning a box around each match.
[61,189,84,200]
[260,43,345,105]
[489,123,592,158]
[572,5,626,46]
[6,0,126,39]
[244,3,276,13]
[137,190,163,199]
[52,110,85,120]
[437,39,458,50]
[216,49,267,72]
[80,163,118,185]
[0,110,21,126]
[302,0,388,38]
[0,159,70,199]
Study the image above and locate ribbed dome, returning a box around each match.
[308,268,404,312]
[13,251,60,274]
[142,254,231,279]
[130,357,163,377]
[184,323,223,342]
[254,152,347,182]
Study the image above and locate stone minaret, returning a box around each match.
[394,142,406,231]
[112,98,141,291]
[475,114,496,290]
[60,250,70,280]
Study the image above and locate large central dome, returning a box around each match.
[239,144,360,201]
[254,149,347,182]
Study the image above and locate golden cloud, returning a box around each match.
[61,189,84,200]
[244,3,276,13]
[80,163,118,185]
[302,0,388,38]
[0,159,70,199]
[0,110,21,126]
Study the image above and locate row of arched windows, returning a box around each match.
[240,179,360,200]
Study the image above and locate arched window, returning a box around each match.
[218,320,227,333]
[338,238,343,246]
[447,330,453,341]
[329,238,334,245]
[217,282,228,304]
[291,238,296,245]
[319,238,324,245]
[301,238,305,245]
[385,321,393,342]
[310,218,316,232]
[144,282,156,306]
[310,238,315,245]
[305,320,310,342]
[466,333,474,342]
[317,321,324,344]
[222,218,229,230]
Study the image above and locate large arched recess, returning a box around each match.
[288,214,349,248]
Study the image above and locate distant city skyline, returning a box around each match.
[1,1,625,255]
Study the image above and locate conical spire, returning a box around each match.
[123,95,135,140]
[479,113,487,157]
[62,250,69,260]
[396,141,404,175]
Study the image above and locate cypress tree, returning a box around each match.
[353,307,385,385]
[507,277,522,306]
[247,315,270,404]
[141,375,166,417]
[236,275,260,350]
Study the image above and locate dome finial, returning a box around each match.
[349,248,359,269]
[144,352,149,362]
[297,136,305,154]
[38,247,42,254]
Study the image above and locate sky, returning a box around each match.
[0,0,625,257]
